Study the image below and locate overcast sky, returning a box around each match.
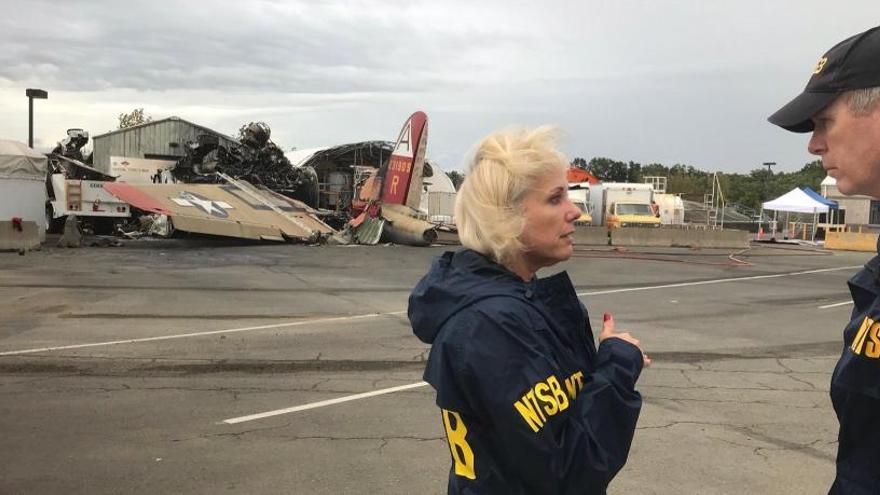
[0,0,877,173]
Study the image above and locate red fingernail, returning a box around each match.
[603,312,611,322]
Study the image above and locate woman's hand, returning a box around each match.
[599,312,651,367]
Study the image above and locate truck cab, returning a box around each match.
[606,201,661,228]
[567,187,592,224]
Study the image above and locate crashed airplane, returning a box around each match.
[104,174,333,243]
[169,122,319,208]
[158,111,438,246]
[44,113,439,246]
[340,111,438,246]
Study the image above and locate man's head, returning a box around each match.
[769,26,880,197]
[806,88,880,196]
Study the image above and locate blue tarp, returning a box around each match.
[800,186,838,209]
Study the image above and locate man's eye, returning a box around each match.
[549,195,562,204]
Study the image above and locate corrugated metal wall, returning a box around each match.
[92,118,237,173]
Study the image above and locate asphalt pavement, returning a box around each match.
[0,238,870,494]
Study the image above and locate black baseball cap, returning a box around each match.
[769,26,880,133]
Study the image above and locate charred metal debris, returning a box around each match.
[170,122,319,207]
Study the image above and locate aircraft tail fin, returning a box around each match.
[379,111,428,209]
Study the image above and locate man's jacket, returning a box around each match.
[409,249,643,494]
[830,242,880,494]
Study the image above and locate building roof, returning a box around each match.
[92,116,237,142]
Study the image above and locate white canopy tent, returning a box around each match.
[0,140,48,241]
[762,187,834,213]
[762,187,838,240]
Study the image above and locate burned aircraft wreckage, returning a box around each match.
[41,113,439,246]
[169,122,320,209]
[169,120,439,236]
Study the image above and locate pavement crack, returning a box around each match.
[775,358,794,373]
[174,422,293,441]
[638,421,734,430]
[678,370,699,387]
[785,374,820,390]
[645,395,824,409]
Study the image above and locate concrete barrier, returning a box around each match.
[0,220,41,252]
[610,227,673,247]
[825,231,878,252]
[610,227,750,248]
[573,225,608,246]
[669,228,750,248]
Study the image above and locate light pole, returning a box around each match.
[25,88,48,148]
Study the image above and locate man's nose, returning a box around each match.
[808,132,826,156]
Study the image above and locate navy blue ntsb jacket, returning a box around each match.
[409,250,643,494]
[829,243,880,494]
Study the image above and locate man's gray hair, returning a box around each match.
[848,86,880,115]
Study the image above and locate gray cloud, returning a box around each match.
[0,0,876,172]
[0,0,504,94]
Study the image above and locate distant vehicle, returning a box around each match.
[567,184,592,223]
[653,193,685,225]
[589,182,660,228]
[45,129,130,234]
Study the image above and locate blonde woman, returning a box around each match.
[409,127,649,494]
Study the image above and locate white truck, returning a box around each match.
[653,193,685,225]
[46,154,130,234]
[567,184,592,223]
[589,182,660,228]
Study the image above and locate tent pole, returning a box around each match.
[812,211,818,242]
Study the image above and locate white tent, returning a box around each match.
[762,187,837,240]
[762,187,834,213]
[420,166,457,222]
[0,140,48,241]
[0,140,47,181]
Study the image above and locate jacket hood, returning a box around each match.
[408,249,527,344]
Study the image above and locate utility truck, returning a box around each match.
[589,182,660,228]
[45,129,130,234]
[567,184,592,223]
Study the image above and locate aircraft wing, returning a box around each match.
[104,179,334,243]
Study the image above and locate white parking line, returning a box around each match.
[575,265,861,297]
[0,265,860,358]
[818,301,854,309]
[0,312,404,357]
[222,264,862,424]
[222,382,430,424]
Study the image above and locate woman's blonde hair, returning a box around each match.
[455,126,567,266]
